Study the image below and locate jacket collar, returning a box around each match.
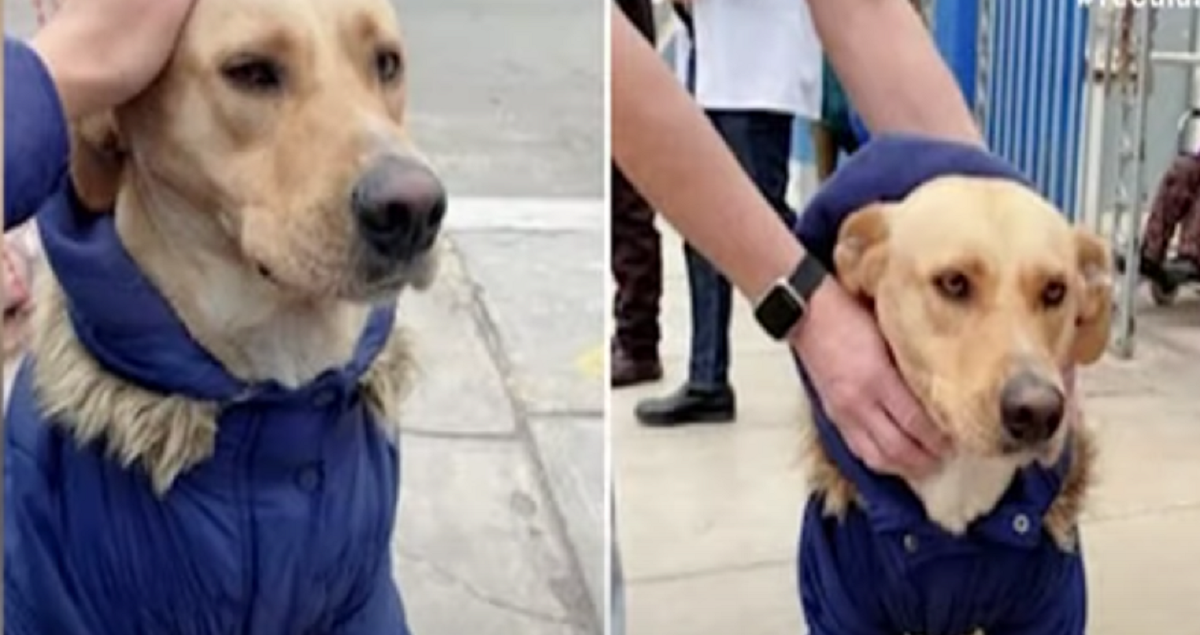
[36,175,396,405]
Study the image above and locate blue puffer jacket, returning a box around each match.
[4,38,408,634]
[791,135,1087,635]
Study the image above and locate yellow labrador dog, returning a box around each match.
[797,174,1112,635]
[7,0,440,632]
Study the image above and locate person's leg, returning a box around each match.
[811,122,839,182]
[1141,155,1200,266]
[610,165,664,387]
[833,112,863,160]
[634,235,736,425]
[636,110,793,426]
[1175,186,1200,276]
[742,111,796,222]
[635,113,741,425]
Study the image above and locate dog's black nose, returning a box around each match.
[352,156,446,259]
[1000,373,1065,444]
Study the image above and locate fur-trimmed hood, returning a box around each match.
[7,181,412,635]
[36,183,398,402]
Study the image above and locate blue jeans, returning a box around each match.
[685,110,795,388]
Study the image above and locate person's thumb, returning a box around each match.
[878,371,950,457]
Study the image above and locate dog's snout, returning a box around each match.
[999,373,1065,445]
[352,156,447,259]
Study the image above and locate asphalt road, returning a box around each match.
[6,0,606,198]
[396,0,605,198]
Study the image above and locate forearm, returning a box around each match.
[609,11,804,301]
[807,0,982,146]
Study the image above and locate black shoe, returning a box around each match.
[1166,255,1200,282]
[611,345,663,389]
[635,383,736,426]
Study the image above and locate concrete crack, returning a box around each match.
[398,548,583,628]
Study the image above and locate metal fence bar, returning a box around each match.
[1075,5,1096,230]
[1075,3,1094,220]
[994,1,1011,160]
[1017,1,1035,178]
[975,0,994,132]
[1047,1,1067,214]
[1112,7,1157,358]
[1032,1,1050,190]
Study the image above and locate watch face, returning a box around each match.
[755,285,803,340]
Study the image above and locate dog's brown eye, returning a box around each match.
[375,50,403,83]
[934,271,972,302]
[222,57,285,93]
[1041,279,1067,308]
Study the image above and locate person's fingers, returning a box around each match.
[878,376,951,457]
[840,424,888,475]
[857,401,937,478]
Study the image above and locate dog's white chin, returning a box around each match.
[406,249,440,290]
[911,453,1023,535]
[343,250,441,304]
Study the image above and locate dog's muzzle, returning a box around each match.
[999,371,1065,449]
[351,155,447,262]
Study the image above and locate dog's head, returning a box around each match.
[73,0,443,302]
[834,177,1112,457]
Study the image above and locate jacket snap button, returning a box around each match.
[295,465,324,492]
[1012,513,1031,535]
[902,534,919,554]
[312,389,337,408]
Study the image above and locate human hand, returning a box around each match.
[30,0,197,120]
[791,279,950,479]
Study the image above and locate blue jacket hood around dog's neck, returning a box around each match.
[791,134,1073,536]
[36,176,396,404]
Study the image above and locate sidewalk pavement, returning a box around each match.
[613,222,1200,635]
[382,197,607,635]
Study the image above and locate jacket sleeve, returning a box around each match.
[4,36,71,231]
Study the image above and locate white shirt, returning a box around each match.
[670,0,823,118]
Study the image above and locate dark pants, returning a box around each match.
[1143,154,1200,264]
[610,0,662,360]
[611,167,662,359]
[685,111,795,388]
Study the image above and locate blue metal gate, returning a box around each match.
[933,0,1092,221]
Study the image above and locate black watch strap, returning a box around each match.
[753,255,828,341]
[788,253,828,305]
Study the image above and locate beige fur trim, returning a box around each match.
[803,416,1094,551]
[28,272,413,495]
[358,325,415,441]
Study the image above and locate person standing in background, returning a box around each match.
[611,0,665,389]
[811,0,926,180]
[636,0,823,426]
[809,58,859,182]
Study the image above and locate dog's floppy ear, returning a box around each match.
[1071,227,1113,365]
[70,112,126,212]
[833,203,890,298]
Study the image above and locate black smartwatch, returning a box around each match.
[753,255,828,341]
